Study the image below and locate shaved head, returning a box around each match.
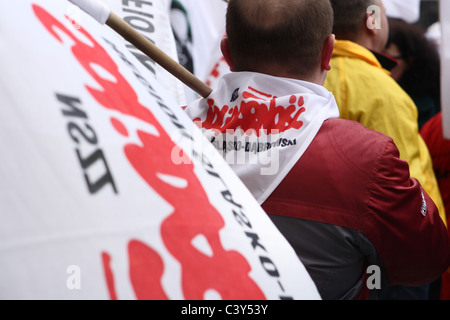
[233,0,297,29]
[225,0,334,78]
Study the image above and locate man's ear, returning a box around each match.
[220,35,234,72]
[321,34,335,71]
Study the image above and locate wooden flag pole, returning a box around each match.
[106,12,212,98]
[69,0,212,98]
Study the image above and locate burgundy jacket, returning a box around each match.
[420,112,450,299]
[420,112,450,228]
[262,118,450,299]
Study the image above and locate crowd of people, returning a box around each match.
[181,0,450,299]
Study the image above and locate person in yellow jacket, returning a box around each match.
[325,0,446,230]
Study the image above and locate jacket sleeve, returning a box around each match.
[363,138,450,286]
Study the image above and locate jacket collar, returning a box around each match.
[332,40,396,74]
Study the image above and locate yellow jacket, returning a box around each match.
[325,40,446,226]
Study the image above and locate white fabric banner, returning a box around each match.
[0,0,320,300]
[103,0,186,106]
[442,0,450,139]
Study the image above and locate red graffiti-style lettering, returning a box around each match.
[128,240,168,300]
[101,252,118,300]
[33,4,265,300]
[123,129,264,299]
[243,86,273,99]
[194,87,306,136]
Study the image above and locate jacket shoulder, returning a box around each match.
[321,118,399,173]
[326,56,417,121]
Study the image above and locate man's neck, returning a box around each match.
[353,36,376,53]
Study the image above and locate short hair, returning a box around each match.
[329,0,378,41]
[387,18,441,106]
[225,0,334,77]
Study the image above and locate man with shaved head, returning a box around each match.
[324,0,447,299]
[184,0,450,299]
[224,0,333,79]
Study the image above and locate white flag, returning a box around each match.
[0,0,320,300]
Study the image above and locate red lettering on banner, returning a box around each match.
[128,240,168,300]
[194,87,306,136]
[33,4,265,300]
[101,252,118,300]
[124,129,264,299]
[244,86,273,99]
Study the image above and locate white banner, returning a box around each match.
[102,0,186,106]
[442,0,450,139]
[0,0,320,300]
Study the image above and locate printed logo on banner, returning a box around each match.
[195,87,306,137]
[32,4,296,300]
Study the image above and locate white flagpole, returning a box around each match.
[68,0,212,98]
